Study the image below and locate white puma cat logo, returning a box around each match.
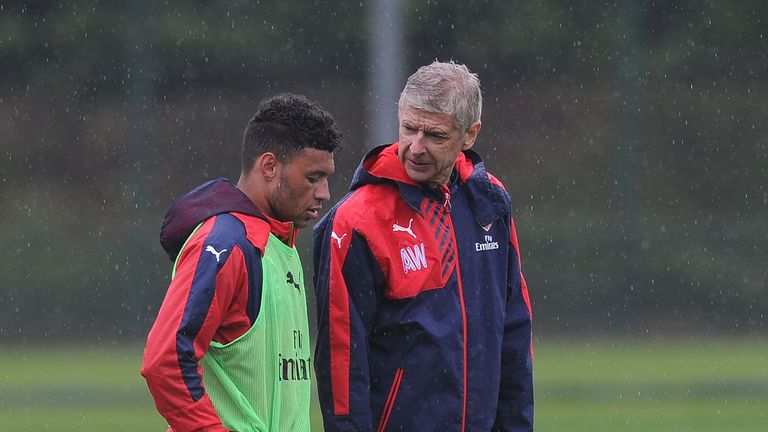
[331,231,347,248]
[392,218,416,239]
[205,245,227,262]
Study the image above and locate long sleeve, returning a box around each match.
[313,217,383,432]
[142,219,250,432]
[493,216,534,431]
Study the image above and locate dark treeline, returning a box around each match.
[1,1,766,342]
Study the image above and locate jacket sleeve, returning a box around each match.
[493,215,534,432]
[141,220,248,432]
[313,215,382,431]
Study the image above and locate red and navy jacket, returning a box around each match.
[313,144,534,431]
[141,178,297,432]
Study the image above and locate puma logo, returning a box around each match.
[331,231,347,248]
[392,218,416,239]
[205,245,227,262]
[286,271,301,291]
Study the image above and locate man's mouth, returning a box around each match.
[406,159,431,170]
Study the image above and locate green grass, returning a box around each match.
[0,338,766,431]
[534,337,768,432]
[0,344,166,431]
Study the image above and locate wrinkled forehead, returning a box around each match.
[399,106,460,132]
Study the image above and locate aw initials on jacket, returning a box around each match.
[313,144,534,432]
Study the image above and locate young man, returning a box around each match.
[313,62,534,431]
[142,94,341,432]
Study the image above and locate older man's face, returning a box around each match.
[397,105,480,188]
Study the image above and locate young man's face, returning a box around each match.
[397,105,480,189]
[270,148,335,228]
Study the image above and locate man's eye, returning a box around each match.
[428,134,447,142]
[308,177,319,184]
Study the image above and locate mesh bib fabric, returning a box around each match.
[201,233,312,432]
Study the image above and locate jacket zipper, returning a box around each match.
[441,185,452,213]
[443,186,467,431]
[376,367,404,432]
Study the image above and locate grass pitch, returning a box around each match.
[0,337,765,431]
[534,337,768,431]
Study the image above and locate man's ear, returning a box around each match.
[462,121,482,151]
[256,152,279,181]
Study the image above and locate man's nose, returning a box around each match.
[410,131,427,154]
[316,178,331,202]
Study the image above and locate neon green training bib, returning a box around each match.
[201,233,312,432]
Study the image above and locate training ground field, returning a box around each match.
[0,337,765,431]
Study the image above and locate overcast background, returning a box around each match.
[1,0,766,347]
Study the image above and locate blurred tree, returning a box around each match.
[0,0,765,341]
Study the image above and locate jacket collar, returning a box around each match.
[160,178,298,260]
[349,143,510,226]
[261,211,298,247]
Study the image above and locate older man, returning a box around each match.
[313,62,534,431]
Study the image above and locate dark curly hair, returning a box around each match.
[241,93,342,172]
